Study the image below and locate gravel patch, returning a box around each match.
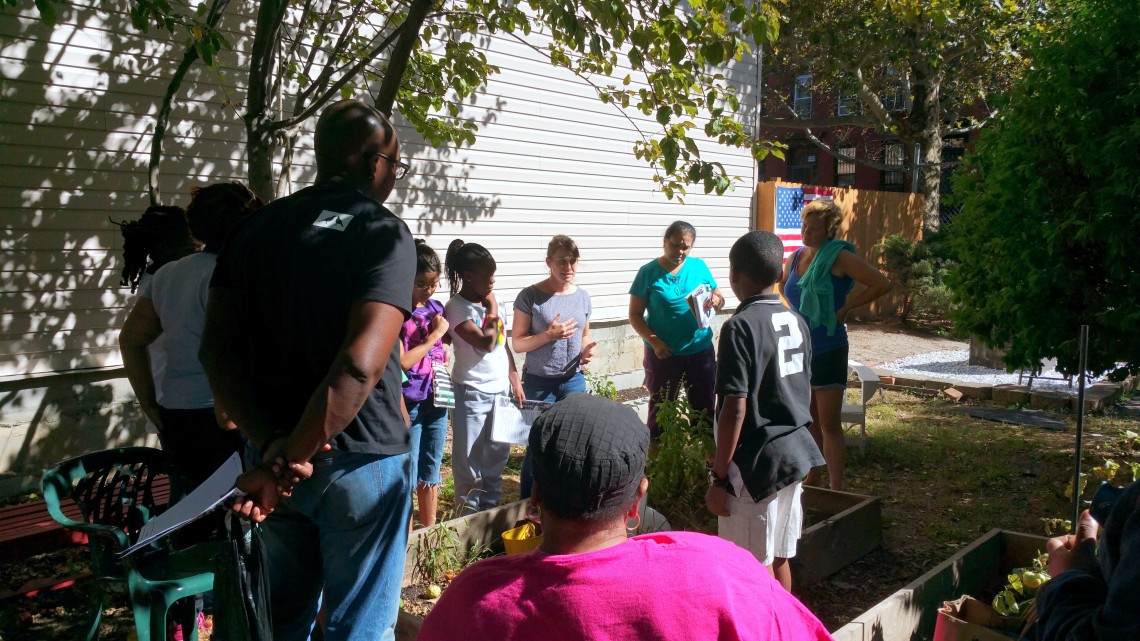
[881,349,1103,393]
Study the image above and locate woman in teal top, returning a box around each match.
[629,221,725,437]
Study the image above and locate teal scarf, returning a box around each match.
[796,239,856,336]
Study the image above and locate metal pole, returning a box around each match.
[1071,324,1090,527]
[911,142,921,192]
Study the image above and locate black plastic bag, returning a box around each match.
[214,512,273,641]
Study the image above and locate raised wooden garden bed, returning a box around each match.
[395,487,882,639]
[832,529,1048,641]
[793,486,883,589]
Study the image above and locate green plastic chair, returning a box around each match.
[42,447,217,641]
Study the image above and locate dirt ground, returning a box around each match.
[847,319,967,366]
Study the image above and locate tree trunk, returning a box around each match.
[919,128,943,233]
[373,0,435,117]
[244,0,289,202]
[277,130,298,197]
[910,64,943,233]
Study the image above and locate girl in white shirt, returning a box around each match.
[443,239,525,513]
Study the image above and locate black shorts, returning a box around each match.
[810,345,849,389]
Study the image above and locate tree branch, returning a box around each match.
[147,0,232,205]
[853,65,900,132]
[802,127,903,173]
[945,109,996,136]
[759,114,879,129]
[293,0,369,107]
[280,0,317,81]
[273,22,406,132]
[374,0,436,117]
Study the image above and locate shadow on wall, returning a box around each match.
[2,3,245,380]
[2,5,241,490]
[388,58,506,234]
[2,5,512,488]
[0,371,156,496]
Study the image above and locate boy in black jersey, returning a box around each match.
[705,231,824,591]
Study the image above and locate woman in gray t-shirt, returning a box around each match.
[512,235,596,497]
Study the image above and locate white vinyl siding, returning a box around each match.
[1,4,758,380]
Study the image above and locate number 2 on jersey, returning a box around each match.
[771,311,804,377]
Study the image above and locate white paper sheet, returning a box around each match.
[121,452,244,556]
[687,283,714,329]
[490,396,554,445]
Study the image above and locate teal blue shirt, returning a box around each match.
[629,257,718,355]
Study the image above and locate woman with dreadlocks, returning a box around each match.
[119,182,263,501]
[113,204,197,436]
[113,204,197,293]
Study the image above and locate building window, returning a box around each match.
[880,69,908,112]
[836,145,856,187]
[837,89,859,116]
[788,143,817,184]
[793,75,812,118]
[881,142,906,191]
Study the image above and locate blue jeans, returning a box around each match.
[407,397,447,486]
[259,450,412,641]
[519,371,587,499]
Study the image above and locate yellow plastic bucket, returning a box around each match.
[502,521,543,555]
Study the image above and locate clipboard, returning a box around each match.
[490,396,554,445]
[121,452,244,556]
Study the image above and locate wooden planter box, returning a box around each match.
[395,489,881,639]
[397,501,530,640]
[793,486,883,589]
[832,529,1048,641]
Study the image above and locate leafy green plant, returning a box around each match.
[412,524,492,588]
[875,232,956,328]
[992,551,1050,618]
[646,387,715,531]
[413,524,463,586]
[585,370,618,401]
[948,0,1140,379]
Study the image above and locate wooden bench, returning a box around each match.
[0,475,170,565]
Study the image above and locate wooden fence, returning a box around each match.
[754,180,924,320]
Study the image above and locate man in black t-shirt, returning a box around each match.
[201,99,415,641]
[705,231,824,592]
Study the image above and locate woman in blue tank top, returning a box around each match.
[780,200,890,491]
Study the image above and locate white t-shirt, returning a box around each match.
[445,294,509,394]
[140,252,216,409]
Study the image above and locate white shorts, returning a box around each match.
[717,480,804,566]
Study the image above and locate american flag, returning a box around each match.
[774,185,834,262]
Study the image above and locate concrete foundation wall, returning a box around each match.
[0,369,160,497]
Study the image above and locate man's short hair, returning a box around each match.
[729,231,784,290]
[313,100,395,173]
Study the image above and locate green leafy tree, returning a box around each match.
[875,232,954,326]
[11,0,786,202]
[760,0,1046,231]
[947,0,1140,378]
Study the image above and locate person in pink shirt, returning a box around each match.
[419,394,834,641]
